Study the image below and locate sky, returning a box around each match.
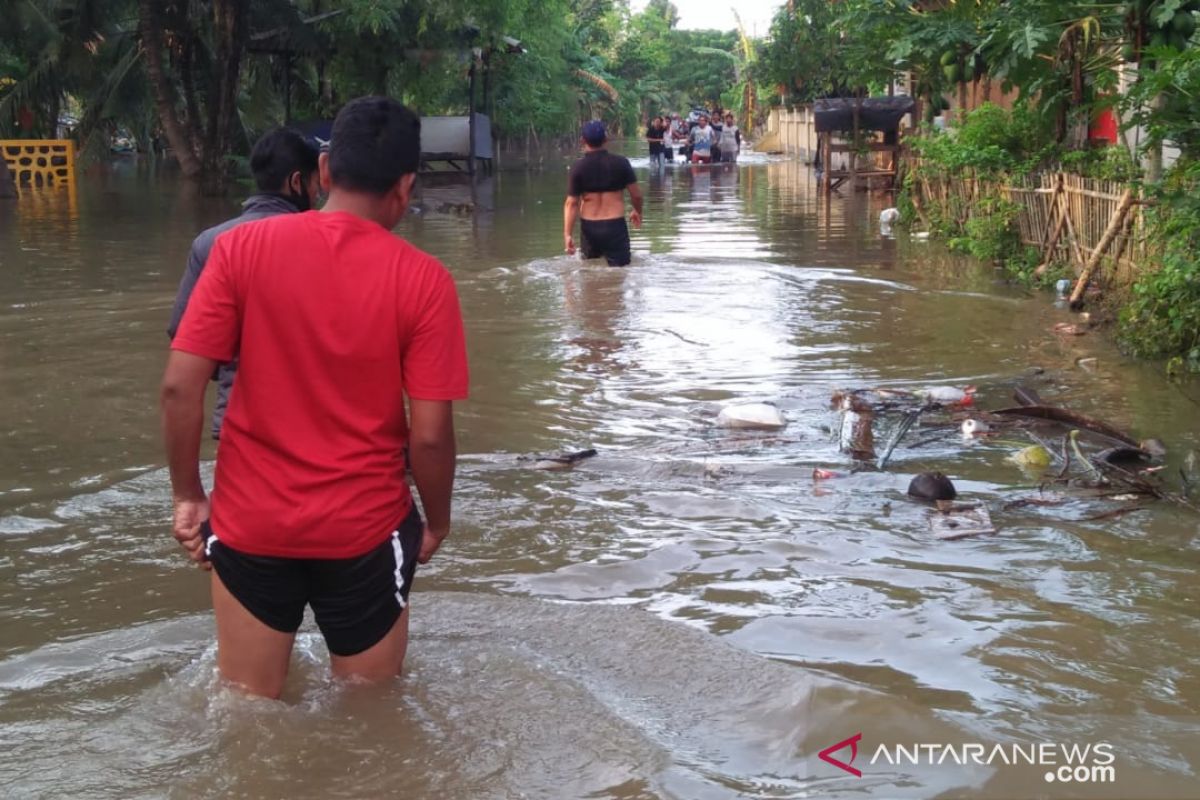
[629,0,781,37]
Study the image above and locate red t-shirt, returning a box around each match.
[172,211,469,558]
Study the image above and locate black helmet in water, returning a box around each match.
[907,472,957,502]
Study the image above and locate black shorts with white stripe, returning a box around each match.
[200,504,423,657]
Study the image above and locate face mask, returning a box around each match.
[286,171,312,212]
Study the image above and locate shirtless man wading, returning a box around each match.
[563,120,643,267]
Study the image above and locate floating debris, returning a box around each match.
[839,406,876,461]
[1013,385,1043,407]
[812,468,844,481]
[523,449,598,471]
[831,387,916,412]
[1053,322,1088,336]
[961,418,990,438]
[920,385,975,408]
[1092,446,1156,467]
[876,409,921,469]
[716,402,787,430]
[930,504,995,540]
[1140,438,1168,458]
[832,385,975,412]
[908,472,957,502]
[1010,444,1052,470]
[992,404,1141,448]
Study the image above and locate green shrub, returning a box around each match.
[909,102,1058,178]
[1059,146,1142,183]
[1119,160,1200,372]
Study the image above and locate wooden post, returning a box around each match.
[0,157,15,198]
[482,51,491,113]
[820,134,831,193]
[467,58,477,176]
[1068,188,1136,309]
[806,107,813,162]
[850,99,860,192]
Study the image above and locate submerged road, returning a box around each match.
[1,152,1198,798]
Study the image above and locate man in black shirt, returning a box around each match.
[563,121,643,267]
[710,108,724,163]
[646,116,665,171]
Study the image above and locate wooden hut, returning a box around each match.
[814,97,914,193]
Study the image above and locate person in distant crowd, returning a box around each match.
[670,113,690,161]
[167,127,322,439]
[689,113,715,164]
[646,116,666,171]
[710,109,724,163]
[563,120,643,267]
[661,112,674,163]
[720,112,741,163]
[162,96,468,698]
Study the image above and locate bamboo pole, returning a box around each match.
[1068,188,1137,310]
[912,180,930,227]
[1109,212,1136,283]
[1037,180,1068,274]
[1062,190,1086,269]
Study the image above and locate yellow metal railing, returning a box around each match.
[0,139,77,190]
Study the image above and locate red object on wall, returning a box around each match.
[1089,107,1118,144]
[17,106,34,131]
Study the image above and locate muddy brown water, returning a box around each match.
[1,151,1199,799]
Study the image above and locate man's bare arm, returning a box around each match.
[162,350,216,500]
[563,195,581,253]
[161,350,218,566]
[407,398,457,562]
[627,182,643,228]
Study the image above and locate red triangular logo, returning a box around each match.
[819,732,863,777]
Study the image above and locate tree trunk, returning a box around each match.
[46,91,61,138]
[179,28,202,158]
[318,60,334,115]
[201,0,249,195]
[1145,93,1165,183]
[139,0,202,180]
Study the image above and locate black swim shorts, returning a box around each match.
[200,504,423,656]
[580,217,631,267]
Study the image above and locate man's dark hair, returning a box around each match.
[329,96,421,195]
[249,127,319,192]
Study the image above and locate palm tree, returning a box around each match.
[0,0,136,140]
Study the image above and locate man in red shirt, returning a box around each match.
[161,97,468,698]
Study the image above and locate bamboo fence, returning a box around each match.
[910,165,1151,300]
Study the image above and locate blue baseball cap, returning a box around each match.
[581,120,606,146]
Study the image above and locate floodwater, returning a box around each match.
[1,149,1199,800]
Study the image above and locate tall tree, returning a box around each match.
[139,0,251,193]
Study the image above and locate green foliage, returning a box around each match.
[1125,44,1200,159]
[958,197,1023,261]
[910,103,1058,177]
[1058,146,1142,182]
[760,0,848,103]
[0,0,751,162]
[1120,159,1200,371]
[905,104,1059,281]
